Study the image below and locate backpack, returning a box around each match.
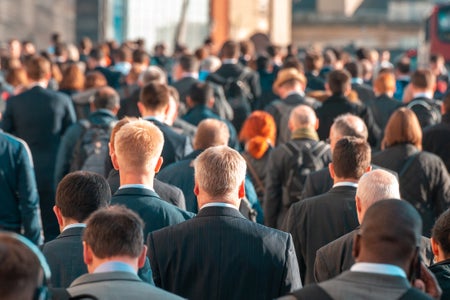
[406,99,441,128]
[70,120,116,175]
[282,141,330,206]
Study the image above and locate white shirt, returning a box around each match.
[200,202,239,211]
[332,182,358,189]
[119,184,154,192]
[351,262,407,278]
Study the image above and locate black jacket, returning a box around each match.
[423,113,450,172]
[429,259,450,300]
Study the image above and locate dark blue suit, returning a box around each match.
[148,206,301,300]
[111,187,194,238]
[2,86,76,241]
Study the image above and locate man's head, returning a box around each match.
[193,119,229,150]
[54,171,110,229]
[174,54,199,80]
[329,114,368,151]
[410,69,436,93]
[431,209,450,262]
[92,86,120,113]
[344,61,362,79]
[112,120,164,176]
[355,170,400,223]
[330,136,371,181]
[138,66,167,87]
[82,206,146,273]
[353,200,422,276]
[194,146,246,207]
[187,82,214,108]
[0,232,49,300]
[25,55,51,83]
[138,82,170,116]
[326,69,352,95]
[220,40,240,59]
[374,71,396,97]
[288,104,318,132]
[272,68,307,98]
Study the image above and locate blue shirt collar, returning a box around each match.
[94,261,136,274]
[351,262,407,278]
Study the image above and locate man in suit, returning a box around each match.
[148,146,302,299]
[172,54,200,115]
[110,119,193,238]
[0,131,42,245]
[344,61,375,103]
[67,206,182,299]
[315,69,380,147]
[284,200,439,300]
[2,55,76,241]
[301,114,369,200]
[284,136,371,285]
[265,68,321,145]
[137,82,192,168]
[430,208,450,299]
[42,171,110,288]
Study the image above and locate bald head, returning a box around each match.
[288,105,318,132]
[355,170,400,223]
[193,119,230,150]
[354,200,422,271]
[330,114,368,150]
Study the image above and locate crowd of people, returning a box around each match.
[1,33,450,299]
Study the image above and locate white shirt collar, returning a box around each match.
[333,182,358,188]
[28,81,48,89]
[222,58,238,64]
[63,223,86,232]
[119,184,154,192]
[200,202,239,211]
[351,262,407,278]
[413,92,433,99]
[286,90,305,98]
[182,72,198,79]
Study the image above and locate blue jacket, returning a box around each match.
[0,131,42,244]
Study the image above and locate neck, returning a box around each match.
[89,256,139,274]
[197,195,240,210]
[142,111,166,121]
[119,171,155,188]
[333,177,358,184]
[60,217,82,232]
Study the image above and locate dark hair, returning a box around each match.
[411,69,435,89]
[344,61,362,78]
[432,209,450,256]
[327,69,351,94]
[281,57,304,73]
[395,58,410,74]
[189,82,213,105]
[220,40,239,59]
[132,49,149,64]
[83,206,144,259]
[256,55,270,71]
[93,86,120,110]
[139,82,170,111]
[116,47,131,62]
[25,55,51,81]
[56,171,110,222]
[332,136,371,179]
[355,47,370,60]
[267,44,281,58]
[178,54,198,73]
[89,48,105,61]
[304,52,323,72]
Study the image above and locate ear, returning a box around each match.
[325,83,330,93]
[137,101,145,115]
[288,118,294,132]
[138,245,148,269]
[194,181,200,196]
[154,156,163,173]
[355,195,363,224]
[83,242,93,266]
[207,96,215,108]
[328,163,335,179]
[238,180,245,199]
[186,96,193,109]
[352,232,361,261]
[111,150,120,170]
[314,118,319,130]
[365,165,372,173]
[431,237,440,258]
[53,206,63,227]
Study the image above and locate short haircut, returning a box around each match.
[25,55,51,81]
[89,48,104,61]
[267,44,281,58]
[382,107,422,150]
[327,69,351,94]
[374,72,396,94]
[93,86,120,110]
[56,171,111,222]
[132,49,149,64]
[139,82,170,111]
[109,117,139,150]
[193,119,230,150]
[0,233,42,300]
[116,47,131,62]
[432,209,450,256]
[344,61,362,78]
[332,114,368,140]
[220,40,239,59]
[304,52,323,72]
[356,169,400,210]
[332,136,371,179]
[411,69,435,89]
[114,120,164,172]
[83,206,144,259]
[138,66,166,86]
[194,145,246,198]
[178,54,199,73]
[289,104,317,129]
[189,82,213,105]
[395,58,410,74]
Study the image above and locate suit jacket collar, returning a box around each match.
[337,270,411,289]
[114,187,160,198]
[197,206,246,220]
[57,226,84,239]
[328,185,357,194]
[283,93,305,105]
[70,271,141,287]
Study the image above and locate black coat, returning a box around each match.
[429,259,450,300]
[423,113,450,172]
[366,94,403,131]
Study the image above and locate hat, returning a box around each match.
[273,68,306,92]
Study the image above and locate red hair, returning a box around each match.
[239,111,276,159]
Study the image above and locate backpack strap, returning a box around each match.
[241,152,265,195]
[290,284,333,300]
[406,99,440,123]
[399,152,420,177]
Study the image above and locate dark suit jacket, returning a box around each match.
[111,187,194,238]
[172,76,199,112]
[148,206,301,300]
[145,118,192,168]
[423,113,450,172]
[351,82,375,103]
[1,85,76,240]
[314,228,433,283]
[284,185,359,285]
[367,94,403,132]
[41,226,86,288]
[117,88,141,119]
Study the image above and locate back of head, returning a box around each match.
[327,69,351,94]
[220,40,239,59]
[396,57,411,74]
[0,233,44,300]
[178,54,199,73]
[432,209,450,258]
[330,114,368,149]
[411,69,435,90]
[382,107,422,150]
[194,145,246,200]
[59,63,85,91]
[200,55,221,72]
[139,82,170,112]
[356,169,400,211]
[132,49,149,64]
[289,104,317,130]
[138,66,166,86]
[193,119,229,150]
[93,86,120,111]
[357,199,422,266]
[83,206,144,259]
[56,171,111,222]
[267,44,281,58]
[344,61,362,78]
[374,72,396,94]
[239,110,276,145]
[85,71,107,89]
[114,120,164,172]
[25,55,51,81]
[89,48,104,62]
[109,117,139,150]
[332,136,371,179]
[189,82,213,106]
